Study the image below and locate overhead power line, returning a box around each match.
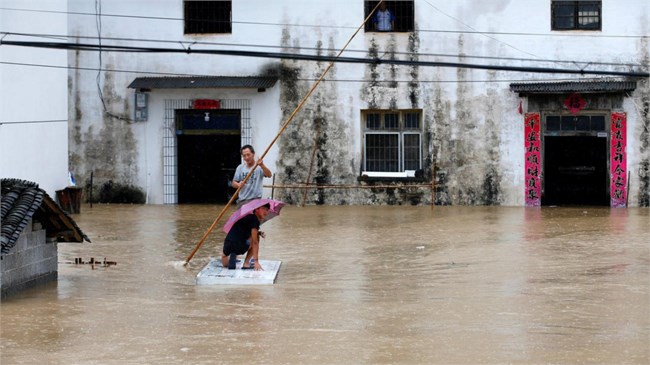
[2,31,645,68]
[4,60,618,85]
[2,39,648,78]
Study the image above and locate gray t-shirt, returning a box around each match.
[233,163,265,203]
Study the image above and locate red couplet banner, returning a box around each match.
[610,112,627,208]
[524,113,541,206]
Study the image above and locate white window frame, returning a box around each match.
[362,110,422,177]
[402,132,422,171]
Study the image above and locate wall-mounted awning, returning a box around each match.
[128,76,278,90]
[510,80,637,95]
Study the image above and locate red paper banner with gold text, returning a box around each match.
[524,113,541,206]
[610,112,627,208]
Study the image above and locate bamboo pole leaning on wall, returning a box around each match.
[431,163,435,210]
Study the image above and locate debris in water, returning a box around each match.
[60,257,116,267]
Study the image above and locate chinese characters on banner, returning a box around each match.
[525,113,541,206]
[610,112,627,208]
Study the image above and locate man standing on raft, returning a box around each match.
[231,145,272,207]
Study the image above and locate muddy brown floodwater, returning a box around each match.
[1,204,648,364]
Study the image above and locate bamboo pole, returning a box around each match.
[626,170,630,207]
[183,1,386,265]
[264,184,432,189]
[431,162,435,210]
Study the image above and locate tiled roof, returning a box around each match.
[128,76,278,90]
[510,80,638,94]
[1,179,90,254]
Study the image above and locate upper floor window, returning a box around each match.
[364,1,414,33]
[551,1,601,30]
[184,1,232,34]
[362,110,422,173]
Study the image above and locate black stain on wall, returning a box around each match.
[69,46,83,174]
[429,84,453,206]
[637,40,650,206]
[638,81,650,206]
[482,79,502,205]
[407,32,420,108]
[365,39,380,109]
[273,31,355,205]
[69,49,139,193]
[453,35,481,205]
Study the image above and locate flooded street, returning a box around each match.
[1,204,648,364]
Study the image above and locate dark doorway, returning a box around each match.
[543,136,608,206]
[176,110,241,204]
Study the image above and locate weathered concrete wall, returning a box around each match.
[0,221,57,299]
[64,0,650,206]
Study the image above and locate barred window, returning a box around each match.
[364,1,414,33]
[363,110,422,172]
[551,1,601,30]
[184,1,232,34]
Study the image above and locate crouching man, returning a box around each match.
[221,203,269,271]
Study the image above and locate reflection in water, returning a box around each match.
[1,205,648,364]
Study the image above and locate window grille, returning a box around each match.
[366,133,400,172]
[164,99,250,204]
[184,1,232,34]
[362,110,422,172]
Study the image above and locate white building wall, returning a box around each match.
[63,0,649,205]
[0,0,70,198]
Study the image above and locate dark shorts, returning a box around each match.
[223,239,250,256]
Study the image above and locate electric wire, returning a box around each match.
[3,39,648,77]
[4,60,625,85]
[1,31,645,68]
[93,0,133,123]
[420,0,543,61]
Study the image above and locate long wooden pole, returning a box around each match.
[265,183,433,189]
[183,1,386,265]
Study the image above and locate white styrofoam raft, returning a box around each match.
[196,259,281,285]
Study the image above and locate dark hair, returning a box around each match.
[241,145,255,154]
[256,203,271,210]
